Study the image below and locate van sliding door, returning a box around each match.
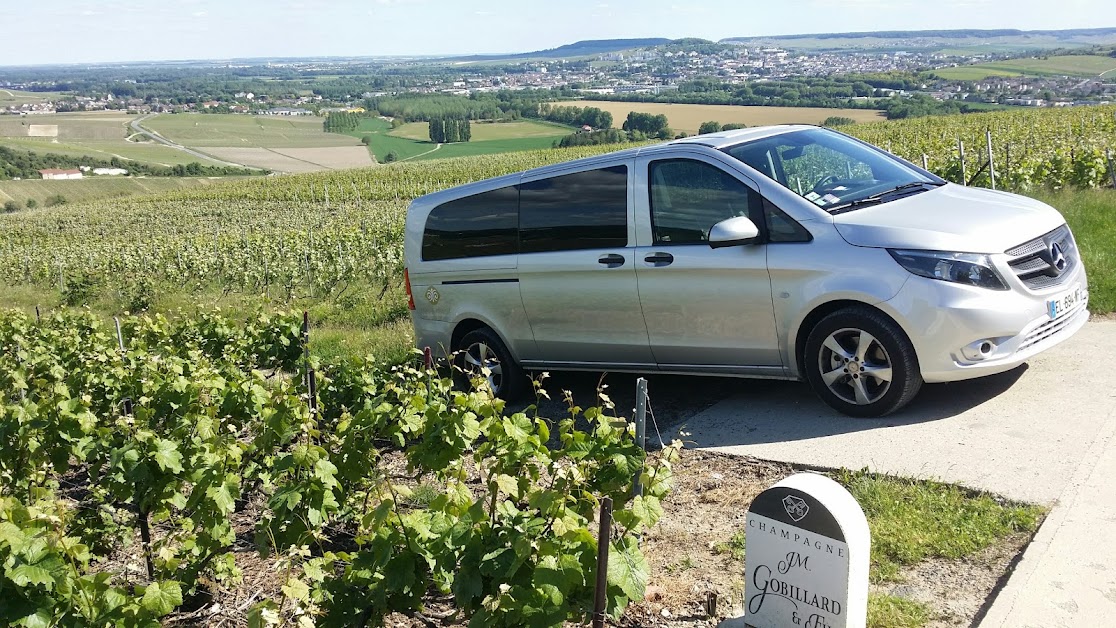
[516,163,654,366]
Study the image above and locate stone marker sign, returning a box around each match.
[744,473,870,628]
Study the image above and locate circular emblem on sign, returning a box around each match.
[425,286,440,305]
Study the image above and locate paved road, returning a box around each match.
[128,114,253,169]
[677,320,1116,626]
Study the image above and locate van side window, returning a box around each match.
[764,199,812,243]
[519,165,628,253]
[422,185,519,261]
[649,159,757,245]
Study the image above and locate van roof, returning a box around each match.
[412,124,820,207]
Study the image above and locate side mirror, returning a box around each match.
[709,216,760,249]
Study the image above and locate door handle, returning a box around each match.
[644,252,674,267]
[598,253,625,268]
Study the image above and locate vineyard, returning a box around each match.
[0,309,675,626]
[0,105,1112,626]
[849,105,1116,189]
[0,105,1112,321]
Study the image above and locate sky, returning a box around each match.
[0,0,1112,66]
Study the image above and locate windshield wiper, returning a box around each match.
[829,181,945,214]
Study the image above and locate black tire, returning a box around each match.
[803,306,922,418]
[453,327,527,400]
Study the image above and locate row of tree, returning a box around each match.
[556,128,626,147]
[428,117,472,143]
[621,112,672,139]
[537,104,613,129]
[0,147,260,181]
[697,121,747,134]
[323,111,363,133]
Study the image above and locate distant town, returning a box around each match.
[3,35,1115,118]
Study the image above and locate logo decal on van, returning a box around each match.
[425,286,440,305]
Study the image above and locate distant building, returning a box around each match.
[92,167,128,176]
[39,169,82,180]
[263,107,312,116]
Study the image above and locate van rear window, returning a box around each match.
[422,185,519,261]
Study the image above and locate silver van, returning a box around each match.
[403,125,1088,417]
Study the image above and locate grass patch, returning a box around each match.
[144,113,360,149]
[308,319,414,366]
[868,594,932,628]
[837,469,1045,583]
[0,280,416,368]
[351,117,434,161]
[932,54,1116,80]
[0,177,244,206]
[388,120,571,142]
[0,88,66,106]
[0,111,231,166]
[1028,188,1116,314]
[351,118,573,163]
[712,530,746,561]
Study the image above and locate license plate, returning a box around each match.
[1047,286,1087,320]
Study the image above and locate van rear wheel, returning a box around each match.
[454,328,526,400]
[804,307,922,418]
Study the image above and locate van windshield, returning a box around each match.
[724,128,943,212]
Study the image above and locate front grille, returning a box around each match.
[1005,225,1076,291]
[1018,300,1085,352]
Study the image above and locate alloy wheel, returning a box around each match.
[817,327,894,406]
[462,341,503,393]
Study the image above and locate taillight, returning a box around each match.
[403,268,415,310]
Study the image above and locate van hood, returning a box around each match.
[833,184,1066,254]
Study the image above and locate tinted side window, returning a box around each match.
[520,165,628,253]
[649,159,757,245]
[422,185,519,261]
[764,199,812,243]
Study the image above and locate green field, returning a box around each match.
[389,120,571,142]
[0,88,66,106]
[932,54,1116,80]
[145,113,361,148]
[349,117,574,162]
[0,112,227,166]
[0,177,248,206]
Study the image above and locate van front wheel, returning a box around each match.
[454,328,526,400]
[803,307,922,418]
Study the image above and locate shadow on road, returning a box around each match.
[509,364,1029,447]
[680,364,1029,448]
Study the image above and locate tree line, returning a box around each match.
[0,147,261,180]
[537,104,613,129]
[428,116,472,143]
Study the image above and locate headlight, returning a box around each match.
[888,249,1008,290]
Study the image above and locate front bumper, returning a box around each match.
[879,265,1089,383]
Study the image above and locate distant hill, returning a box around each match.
[442,29,1116,62]
[721,27,1116,51]
[727,28,1116,42]
[442,38,672,62]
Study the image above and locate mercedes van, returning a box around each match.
[403,125,1088,417]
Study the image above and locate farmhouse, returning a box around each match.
[38,169,83,180]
